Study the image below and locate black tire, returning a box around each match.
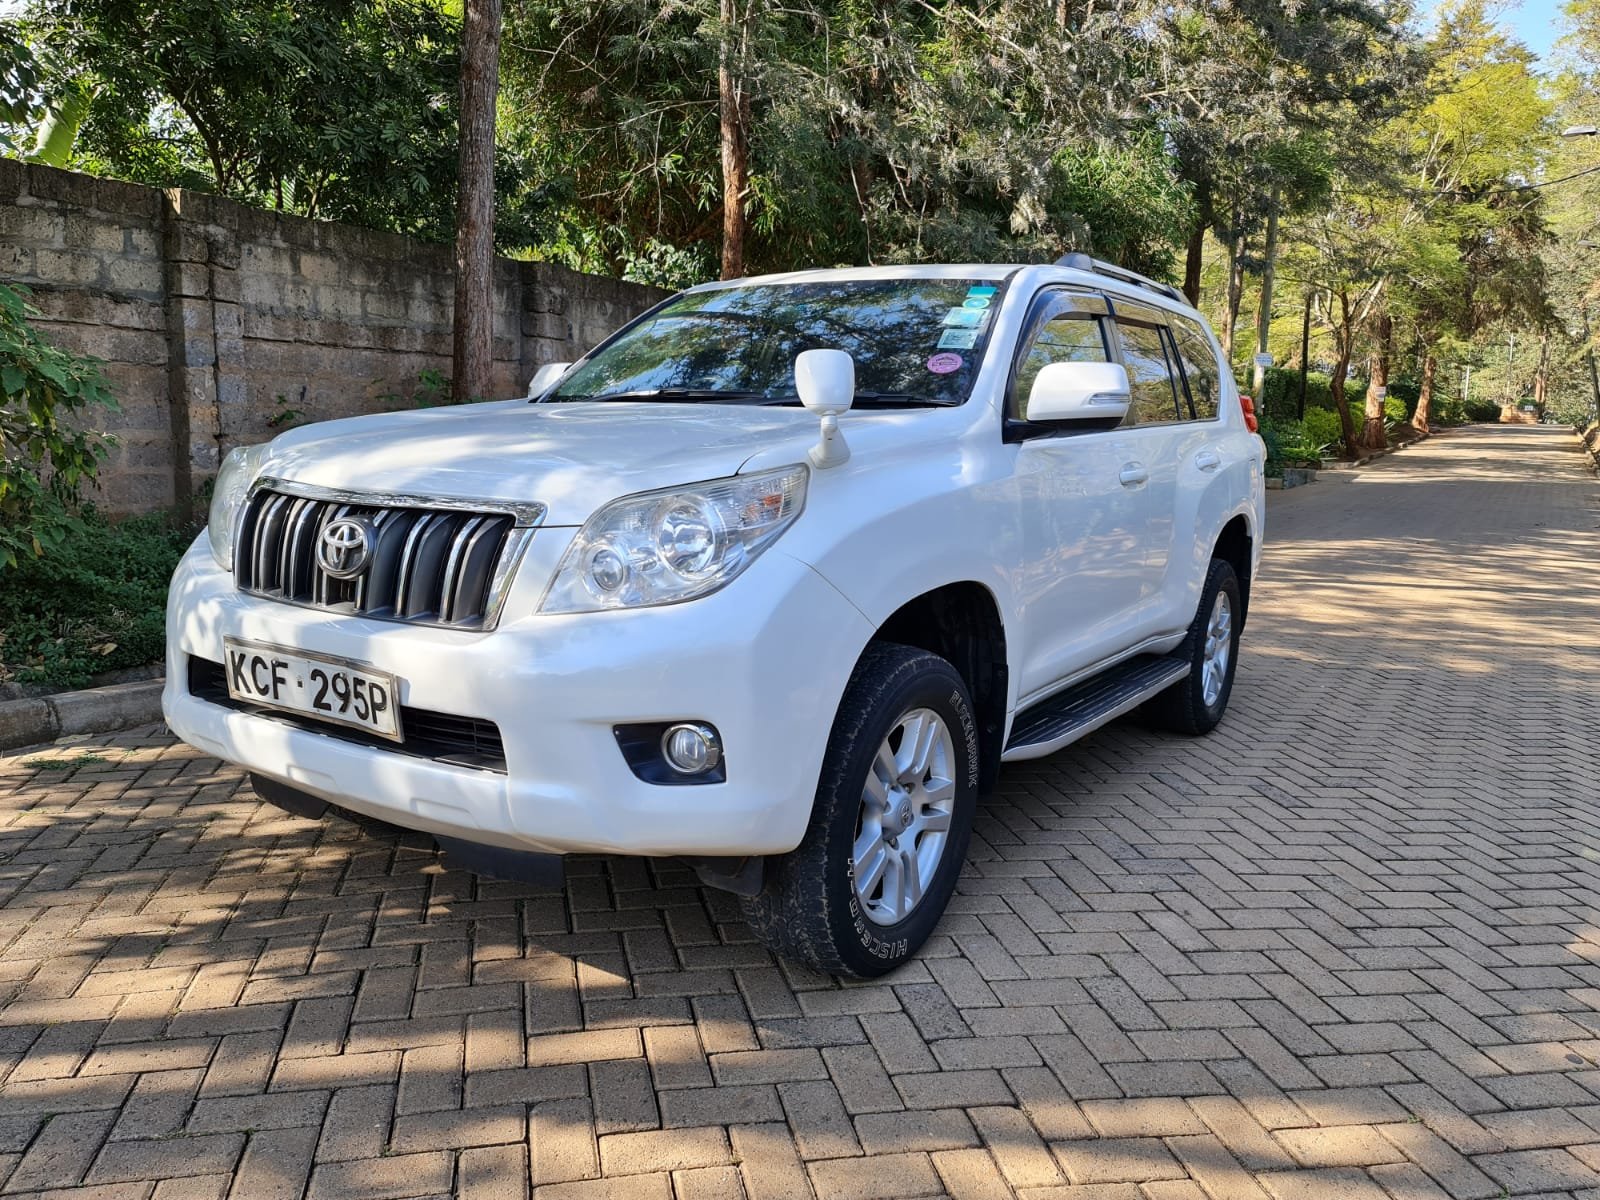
[1144,557,1242,736]
[741,643,979,978]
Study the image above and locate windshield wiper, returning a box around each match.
[558,388,767,403]
[849,392,954,408]
[756,391,952,409]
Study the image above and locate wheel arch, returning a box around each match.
[870,581,1008,794]
[1212,513,1253,627]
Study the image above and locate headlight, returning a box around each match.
[540,465,808,614]
[207,443,271,569]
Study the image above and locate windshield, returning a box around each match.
[547,277,1008,406]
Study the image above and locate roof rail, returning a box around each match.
[1054,251,1185,305]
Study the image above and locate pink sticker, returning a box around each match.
[927,352,964,375]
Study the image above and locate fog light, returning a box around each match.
[662,723,721,775]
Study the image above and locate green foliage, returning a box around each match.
[374,368,454,410]
[0,283,119,570]
[1301,407,1344,450]
[1,21,47,156]
[0,509,192,688]
[1257,367,1333,420]
[21,0,475,243]
[1258,416,1326,470]
[267,390,306,430]
[1387,376,1420,413]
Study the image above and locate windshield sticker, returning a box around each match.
[943,308,985,328]
[927,352,964,375]
[966,286,998,298]
[962,297,991,311]
[937,329,979,350]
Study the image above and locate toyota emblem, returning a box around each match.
[317,516,375,580]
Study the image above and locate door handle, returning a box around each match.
[1195,451,1223,472]
[1119,463,1149,487]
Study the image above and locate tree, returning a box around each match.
[453,0,502,403]
[500,0,1195,281]
[20,0,464,240]
[717,0,753,278]
[1376,1,1551,440]
[1156,0,1415,305]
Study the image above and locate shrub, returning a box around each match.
[1301,407,1343,451]
[1257,367,1333,421]
[0,283,119,569]
[0,509,194,689]
[1258,416,1323,471]
[1432,393,1467,425]
[1388,376,1420,414]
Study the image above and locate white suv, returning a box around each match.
[164,256,1264,976]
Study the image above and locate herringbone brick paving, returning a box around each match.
[2,423,1598,1199]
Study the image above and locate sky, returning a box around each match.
[1495,0,1570,65]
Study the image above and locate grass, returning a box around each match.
[22,753,111,771]
[0,509,195,691]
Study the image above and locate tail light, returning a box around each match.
[1239,394,1259,433]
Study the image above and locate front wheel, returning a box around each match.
[1144,557,1241,736]
[741,643,978,977]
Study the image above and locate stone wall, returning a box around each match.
[0,160,669,514]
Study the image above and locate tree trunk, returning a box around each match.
[1360,310,1391,451]
[1183,222,1204,306]
[1412,352,1436,432]
[718,0,752,280]
[452,0,502,404]
[1251,191,1279,398]
[1329,289,1358,458]
[1220,216,1246,362]
[1533,332,1549,414]
[1181,184,1210,305]
[1297,289,1312,422]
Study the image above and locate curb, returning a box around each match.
[1578,423,1599,472]
[1319,427,1432,471]
[0,679,165,753]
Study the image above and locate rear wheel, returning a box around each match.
[1144,557,1241,736]
[741,643,978,977]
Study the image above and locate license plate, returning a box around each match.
[223,638,402,741]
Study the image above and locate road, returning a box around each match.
[2,423,1599,1199]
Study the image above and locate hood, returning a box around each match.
[261,400,822,525]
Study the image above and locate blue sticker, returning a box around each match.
[962,296,991,310]
[938,329,979,350]
[966,286,998,298]
[943,308,984,328]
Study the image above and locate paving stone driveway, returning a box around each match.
[3,423,1600,1200]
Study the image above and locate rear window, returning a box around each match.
[1170,317,1222,420]
[1113,320,1183,425]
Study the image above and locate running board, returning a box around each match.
[1002,653,1189,762]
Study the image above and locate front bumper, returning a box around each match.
[163,536,872,857]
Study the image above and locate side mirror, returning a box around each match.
[527,361,573,399]
[795,349,854,468]
[1026,361,1131,424]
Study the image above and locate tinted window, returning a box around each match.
[1013,301,1110,421]
[1114,321,1182,424]
[1170,317,1222,420]
[550,278,1006,407]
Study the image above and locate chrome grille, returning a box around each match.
[235,482,538,629]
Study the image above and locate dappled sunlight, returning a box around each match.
[3,425,1600,1195]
